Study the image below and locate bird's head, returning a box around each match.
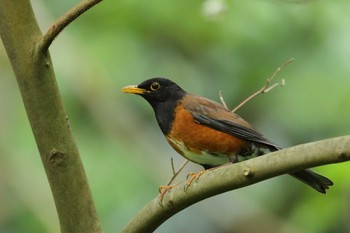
[122,77,186,107]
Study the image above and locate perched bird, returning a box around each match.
[122,77,333,193]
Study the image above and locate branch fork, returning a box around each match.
[40,0,103,51]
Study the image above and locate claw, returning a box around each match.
[185,170,207,191]
[158,185,175,204]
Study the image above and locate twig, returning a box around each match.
[170,158,176,176]
[231,58,293,113]
[40,0,103,51]
[166,160,190,186]
[219,90,229,110]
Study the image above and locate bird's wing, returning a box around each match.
[182,95,281,151]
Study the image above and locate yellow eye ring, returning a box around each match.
[150,82,160,91]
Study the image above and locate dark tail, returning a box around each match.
[290,169,333,193]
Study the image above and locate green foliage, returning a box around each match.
[1,0,349,232]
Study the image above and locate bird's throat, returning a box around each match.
[153,100,179,135]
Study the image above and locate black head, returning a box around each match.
[122,77,186,107]
[122,77,187,134]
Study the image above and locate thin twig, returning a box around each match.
[231,58,294,113]
[40,0,103,51]
[219,90,229,110]
[268,58,294,85]
[166,160,190,186]
[170,158,176,176]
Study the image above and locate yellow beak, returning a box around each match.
[121,85,148,94]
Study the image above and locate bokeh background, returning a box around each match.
[1,0,350,232]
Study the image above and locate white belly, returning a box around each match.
[167,137,231,167]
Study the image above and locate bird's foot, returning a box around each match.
[185,170,207,191]
[158,185,175,204]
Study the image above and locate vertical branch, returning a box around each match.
[0,0,102,232]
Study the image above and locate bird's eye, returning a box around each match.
[150,82,160,91]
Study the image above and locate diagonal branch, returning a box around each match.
[122,135,350,233]
[40,0,103,51]
[231,58,293,113]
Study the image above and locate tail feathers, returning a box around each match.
[290,169,334,194]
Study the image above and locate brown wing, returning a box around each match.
[182,95,281,151]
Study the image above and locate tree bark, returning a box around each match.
[0,1,102,232]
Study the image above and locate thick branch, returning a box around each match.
[0,0,101,232]
[122,135,350,233]
[40,0,103,51]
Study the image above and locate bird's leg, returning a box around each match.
[229,155,239,163]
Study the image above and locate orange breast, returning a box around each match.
[166,105,249,165]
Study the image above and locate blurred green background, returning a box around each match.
[1,0,350,232]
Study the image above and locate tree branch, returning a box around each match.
[122,135,350,233]
[231,58,292,113]
[0,0,101,232]
[40,0,103,51]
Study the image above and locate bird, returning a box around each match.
[122,77,333,193]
